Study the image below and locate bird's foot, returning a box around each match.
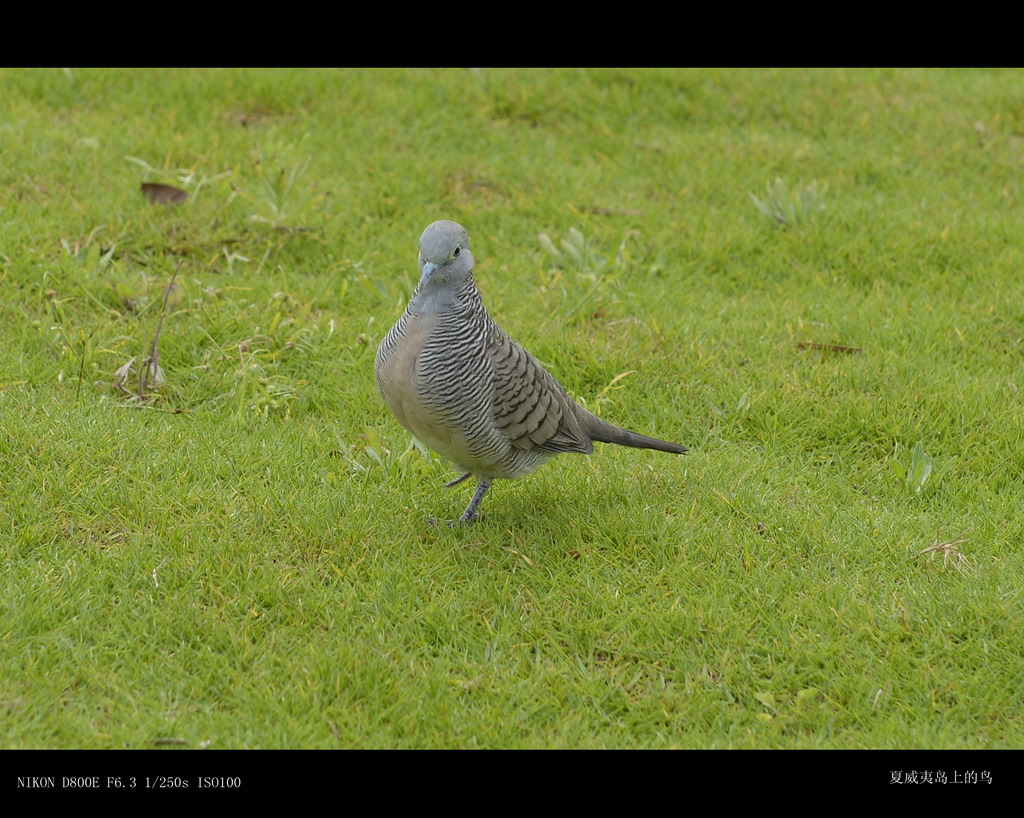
[458,479,491,524]
[427,477,490,527]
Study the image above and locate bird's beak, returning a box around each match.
[419,261,440,287]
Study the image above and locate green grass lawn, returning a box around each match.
[2,67,1023,748]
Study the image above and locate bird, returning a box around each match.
[375,220,687,524]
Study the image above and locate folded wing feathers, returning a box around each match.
[490,331,594,455]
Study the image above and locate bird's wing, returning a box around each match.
[488,328,594,455]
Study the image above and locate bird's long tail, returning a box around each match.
[585,415,688,454]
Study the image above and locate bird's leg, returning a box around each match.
[458,478,492,524]
[443,472,472,489]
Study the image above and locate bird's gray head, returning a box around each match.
[417,220,474,289]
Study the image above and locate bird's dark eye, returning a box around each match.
[453,247,461,257]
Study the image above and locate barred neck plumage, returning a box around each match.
[408,272,483,318]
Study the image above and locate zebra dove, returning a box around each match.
[375,220,687,524]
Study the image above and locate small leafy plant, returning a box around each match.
[750,178,827,228]
[242,140,325,230]
[536,227,640,323]
[342,427,432,481]
[538,227,592,272]
[891,441,935,494]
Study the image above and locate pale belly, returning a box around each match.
[380,317,488,473]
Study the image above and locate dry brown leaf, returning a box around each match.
[141,182,187,205]
[113,357,136,394]
[584,206,645,217]
[796,342,863,354]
